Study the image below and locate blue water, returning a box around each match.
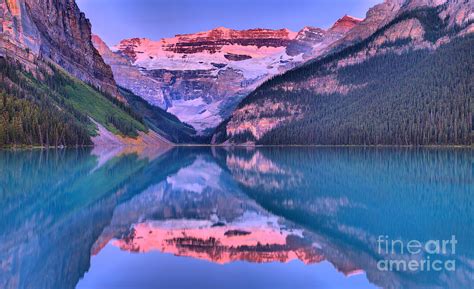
[0,147,472,289]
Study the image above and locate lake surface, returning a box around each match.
[0,147,472,289]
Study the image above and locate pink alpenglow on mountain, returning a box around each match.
[94,17,362,132]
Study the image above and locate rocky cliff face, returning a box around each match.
[1,0,119,98]
[217,0,473,145]
[330,0,406,49]
[331,0,472,51]
[95,18,361,133]
[286,15,362,58]
[92,35,163,103]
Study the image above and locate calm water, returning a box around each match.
[0,147,472,289]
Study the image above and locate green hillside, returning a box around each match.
[0,57,147,147]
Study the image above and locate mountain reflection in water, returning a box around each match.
[0,147,472,289]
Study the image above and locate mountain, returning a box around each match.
[214,0,473,146]
[1,0,118,98]
[287,15,363,58]
[0,0,171,147]
[95,17,361,133]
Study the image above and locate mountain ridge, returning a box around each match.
[213,0,473,145]
[95,16,361,133]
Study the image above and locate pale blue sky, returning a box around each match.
[77,0,381,46]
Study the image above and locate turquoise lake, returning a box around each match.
[0,147,472,289]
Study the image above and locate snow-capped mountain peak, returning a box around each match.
[95,17,362,133]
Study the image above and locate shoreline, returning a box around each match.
[1,144,473,150]
[175,143,473,148]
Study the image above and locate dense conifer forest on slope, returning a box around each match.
[255,35,473,145]
[0,57,147,147]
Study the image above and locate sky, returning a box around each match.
[77,0,381,46]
